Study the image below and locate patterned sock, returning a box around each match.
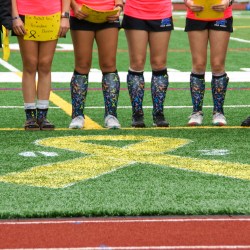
[24,103,36,120]
[151,69,169,117]
[70,70,88,118]
[127,70,145,117]
[190,73,205,113]
[211,73,229,114]
[102,71,120,117]
[37,108,48,121]
[25,109,36,120]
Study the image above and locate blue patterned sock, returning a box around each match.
[151,69,169,117]
[37,108,48,121]
[190,73,205,113]
[211,74,229,114]
[127,70,145,117]
[25,109,36,120]
[102,71,120,117]
[70,70,88,118]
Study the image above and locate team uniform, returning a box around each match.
[70,0,120,31]
[122,0,173,31]
[69,0,122,129]
[15,0,61,15]
[185,6,233,32]
[121,0,173,127]
[12,0,69,130]
[185,3,233,126]
[12,0,62,37]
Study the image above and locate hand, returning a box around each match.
[72,4,88,20]
[212,0,230,12]
[12,17,26,36]
[58,18,70,37]
[184,0,204,12]
[107,5,122,22]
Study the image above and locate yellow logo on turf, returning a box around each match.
[0,135,249,188]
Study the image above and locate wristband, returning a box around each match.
[61,12,70,18]
[12,16,20,21]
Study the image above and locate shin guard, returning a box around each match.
[211,74,229,114]
[70,71,88,118]
[102,71,120,117]
[127,70,145,117]
[190,73,205,113]
[151,69,169,117]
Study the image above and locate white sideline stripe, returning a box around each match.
[1,105,250,109]
[1,246,249,250]
[0,106,60,109]
[1,71,250,83]
[230,37,250,43]
[0,58,20,72]
[1,217,250,225]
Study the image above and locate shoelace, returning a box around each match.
[190,113,202,119]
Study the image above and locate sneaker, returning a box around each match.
[69,116,84,129]
[132,115,145,128]
[153,113,169,127]
[212,112,227,126]
[104,115,121,129]
[24,118,40,131]
[188,111,203,126]
[38,118,55,130]
[241,116,250,127]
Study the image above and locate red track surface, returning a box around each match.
[0,216,250,249]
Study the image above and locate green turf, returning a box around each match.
[0,11,249,219]
[0,129,249,218]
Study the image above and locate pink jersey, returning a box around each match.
[71,0,115,16]
[124,0,172,20]
[187,6,232,21]
[16,0,61,16]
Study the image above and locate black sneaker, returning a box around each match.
[132,115,145,128]
[24,118,40,131]
[37,118,55,130]
[153,113,169,127]
[241,116,250,126]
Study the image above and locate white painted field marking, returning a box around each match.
[0,217,250,224]
[1,71,250,83]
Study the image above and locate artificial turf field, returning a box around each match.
[0,11,249,219]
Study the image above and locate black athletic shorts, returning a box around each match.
[122,14,174,32]
[70,16,121,31]
[185,17,233,33]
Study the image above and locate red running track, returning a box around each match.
[0,216,250,250]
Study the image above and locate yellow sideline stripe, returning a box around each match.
[49,92,102,129]
[0,135,249,188]
[14,72,102,129]
[234,26,250,29]
[0,126,249,131]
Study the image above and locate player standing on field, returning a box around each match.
[122,0,173,128]
[11,0,70,130]
[185,0,233,126]
[68,0,123,129]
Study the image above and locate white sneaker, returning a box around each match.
[69,116,84,129]
[188,111,203,126]
[104,115,121,129]
[212,112,227,126]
